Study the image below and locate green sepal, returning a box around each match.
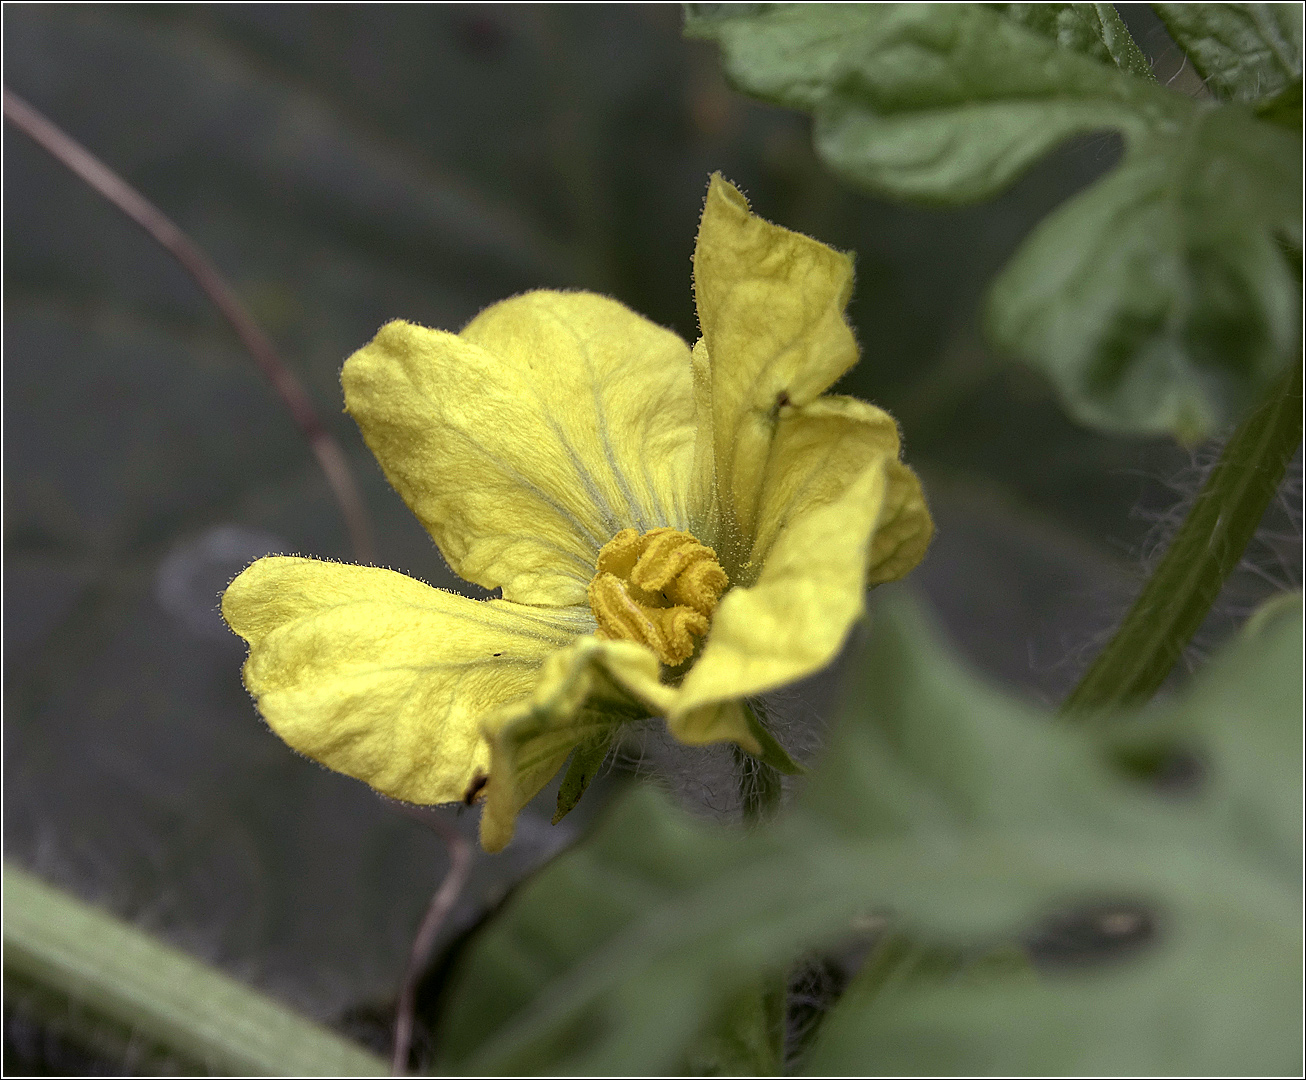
[553,730,616,825]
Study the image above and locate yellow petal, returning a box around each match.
[343,292,698,606]
[664,698,760,754]
[744,396,899,583]
[479,636,673,852]
[693,174,858,558]
[222,556,589,805]
[669,396,931,739]
[866,457,935,587]
[688,338,719,541]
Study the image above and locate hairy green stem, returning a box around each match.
[737,700,784,821]
[729,702,787,1074]
[3,864,387,1076]
[1064,358,1303,714]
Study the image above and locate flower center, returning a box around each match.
[587,527,729,666]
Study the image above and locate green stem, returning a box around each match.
[3,863,388,1076]
[736,700,784,822]
[731,702,787,1073]
[1063,358,1303,714]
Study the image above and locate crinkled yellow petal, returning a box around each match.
[688,338,719,541]
[668,396,931,740]
[479,636,673,852]
[865,457,935,588]
[746,396,920,583]
[343,292,698,606]
[222,556,590,805]
[693,174,858,558]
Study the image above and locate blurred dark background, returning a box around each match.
[3,2,1298,1064]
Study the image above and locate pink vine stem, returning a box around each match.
[389,806,474,1075]
[4,87,374,563]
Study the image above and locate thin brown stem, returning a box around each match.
[4,87,374,563]
[389,805,474,1075]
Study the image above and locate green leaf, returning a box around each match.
[2,864,388,1076]
[1174,590,1303,874]
[1257,74,1303,128]
[1153,2,1303,104]
[684,4,1176,203]
[988,110,1301,438]
[992,3,1153,79]
[686,2,1303,437]
[434,793,764,1072]
[805,900,1298,1075]
[804,593,1303,1075]
[435,597,1302,1074]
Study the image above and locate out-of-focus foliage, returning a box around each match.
[433,595,1302,1075]
[686,3,1303,440]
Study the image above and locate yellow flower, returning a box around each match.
[222,175,933,852]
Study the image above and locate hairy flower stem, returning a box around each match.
[732,702,786,1073]
[1064,357,1303,715]
[736,701,784,821]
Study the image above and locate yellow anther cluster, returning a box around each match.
[587,527,729,666]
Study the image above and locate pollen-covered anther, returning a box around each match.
[588,527,728,665]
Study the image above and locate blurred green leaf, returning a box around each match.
[435,595,1301,1074]
[1256,75,1303,129]
[1153,2,1303,103]
[804,593,1303,1075]
[684,2,1302,438]
[1170,590,1302,873]
[805,898,1297,1075]
[680,971,784,1075]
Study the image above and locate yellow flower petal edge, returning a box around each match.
[222,557,590,805]
[479,637,672,852]
[342,292,699,607]
[694,173,859,562]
